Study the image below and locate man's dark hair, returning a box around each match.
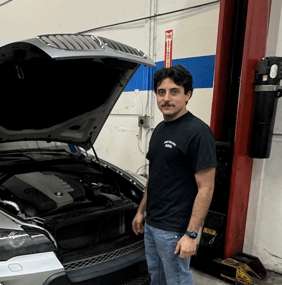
[153,65,193,95]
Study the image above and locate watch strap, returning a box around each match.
[185,230,198,239]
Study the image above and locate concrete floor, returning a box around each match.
[254,271,282,284]
[192,267,282,284]
[192,267,230,285]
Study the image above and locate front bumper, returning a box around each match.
[44,260,149,285]
[0,248,149,285]
[44,247,148,285]
[0,252,63,285]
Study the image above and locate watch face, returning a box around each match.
[186,231,197,239]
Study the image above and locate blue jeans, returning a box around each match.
[145,223,193,285]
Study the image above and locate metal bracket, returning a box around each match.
[255,85,280,92]
[138,115,151,128]
[221,258,260,284]
[214,253,267,285]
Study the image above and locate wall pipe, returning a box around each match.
[76,1,220,34]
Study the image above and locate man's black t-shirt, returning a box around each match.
[146,111,216,233]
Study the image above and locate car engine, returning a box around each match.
[0,160,143,265]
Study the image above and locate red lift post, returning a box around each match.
[211,0,271,259]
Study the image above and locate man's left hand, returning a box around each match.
[174,234,197,258]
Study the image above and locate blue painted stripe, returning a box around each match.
[124,55,215,92]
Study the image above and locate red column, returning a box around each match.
[210,0,236,140]
[211,0,271,258]
[224,0,270,258]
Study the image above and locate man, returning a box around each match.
[132,65,216,285]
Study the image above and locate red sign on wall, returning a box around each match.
[164,30,173,68]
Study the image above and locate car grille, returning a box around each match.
[63,240,144,271]
[38,34,102,50]
[99,37,146,58]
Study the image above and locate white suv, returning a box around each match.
[0,34,155,285]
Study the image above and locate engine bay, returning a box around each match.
[0,160,144,263]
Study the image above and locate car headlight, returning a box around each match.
[0,228,56,261]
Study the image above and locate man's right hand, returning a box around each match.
[132,212,144,235]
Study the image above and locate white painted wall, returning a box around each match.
[244,0,282,274]
[93,1,219,175]
[0,0,150,46]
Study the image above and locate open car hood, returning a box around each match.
[0,34,155,150]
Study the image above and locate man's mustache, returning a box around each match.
[161,103,174,107]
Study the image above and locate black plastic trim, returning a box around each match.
[43,259,148,285]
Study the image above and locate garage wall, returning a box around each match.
[244,0,282,273]
[0,0,150,46]
[90,1,220,175]
[0,0,219,176]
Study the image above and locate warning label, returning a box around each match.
[164,30,173,68]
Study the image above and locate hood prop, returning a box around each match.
[90,140,104,173]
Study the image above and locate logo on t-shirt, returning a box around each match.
[164,140,176,149]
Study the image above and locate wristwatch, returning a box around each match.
[185,230,198,239]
